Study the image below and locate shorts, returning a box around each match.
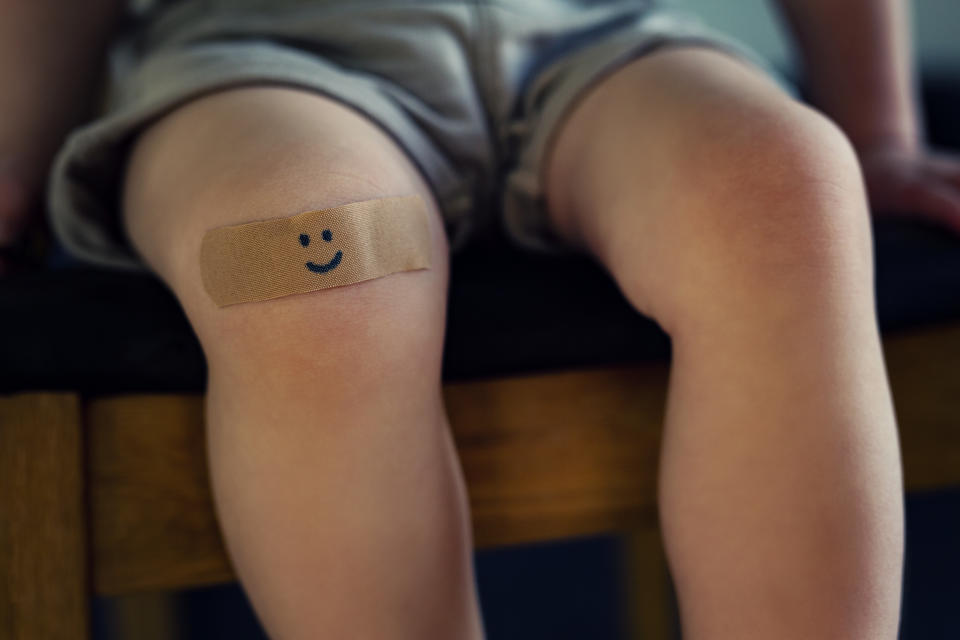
[47,0,797,271]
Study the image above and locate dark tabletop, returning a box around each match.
[3,75,960,394]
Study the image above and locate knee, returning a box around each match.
[118,89,449,399]
[624,101,874,330]
[122,87,439,282]
[200,267,448,408]
[686,99,869,259]
[190,192,446,395]
[185,181,448,400]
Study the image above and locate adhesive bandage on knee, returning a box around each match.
[199,195,431,307]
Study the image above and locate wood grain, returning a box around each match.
[86,394,231,596]
[85,364,669,595]
[883,322,960,491]
[623,526,676,640]
[106,590,182,640]
[445,364,668,547]
[0,393,88,640]
[84,321,960,595]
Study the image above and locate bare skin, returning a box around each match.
[774,0,960,232]
[6,0,959,257]
[543,45,903,638]
[3,1,959,638]
[123,87,486,639]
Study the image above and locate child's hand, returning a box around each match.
[858,143,960,236]
[0,163,41,275]
[0,162,37,240]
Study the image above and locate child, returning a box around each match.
[4,0,960,637]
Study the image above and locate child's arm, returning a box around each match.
[0,0,125,255]
[773,0,960,234]
[774,0,920,152]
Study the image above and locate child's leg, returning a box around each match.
[544,46,903,638]
[121,86,485,639]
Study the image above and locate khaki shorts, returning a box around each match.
[47,0,796,270]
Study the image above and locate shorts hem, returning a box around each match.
[47,39,470,270]
[500,6,798,255]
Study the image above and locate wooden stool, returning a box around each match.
[3,321,960,639]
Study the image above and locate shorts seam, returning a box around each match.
[49,40,471,269]
[500,10,798,254]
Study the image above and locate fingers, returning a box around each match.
[0,169,41,276]
[860,146,960,237]
[0,173,33,246]
[894,177,960,236]
[925,149,960,190]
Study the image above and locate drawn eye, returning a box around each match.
[322,229,333,242]
[299,233,310,247]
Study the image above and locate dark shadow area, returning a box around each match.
[7,65,958,640]
[91,534,626,640]
[90,490,960,640]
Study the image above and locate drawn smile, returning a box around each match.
[300,230,342,274]
[306,250,342,273]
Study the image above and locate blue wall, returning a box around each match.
[674,0,960,73]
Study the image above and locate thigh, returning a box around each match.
[542,45,865,333]
[121,85,451,376]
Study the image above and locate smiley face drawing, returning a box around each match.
[300,229,343,274]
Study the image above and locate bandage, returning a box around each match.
[200,195,431,307]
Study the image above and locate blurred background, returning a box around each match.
[85,1,960,638]
[681,0,960,74]
[2,0,957,638]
